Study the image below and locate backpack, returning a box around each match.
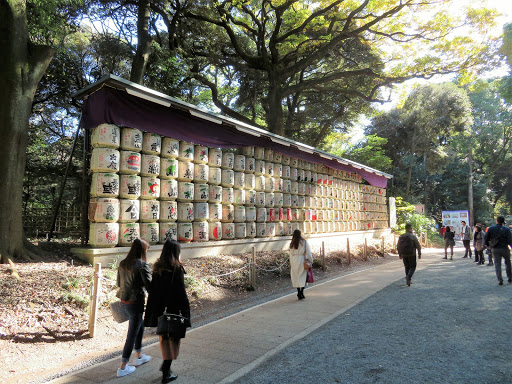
[489,226,504,247]
[397,234,415,255]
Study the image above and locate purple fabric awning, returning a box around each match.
[80,86,388,188]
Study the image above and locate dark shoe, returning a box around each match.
[442,256,447,259]
[499,280,503,285]
[450,257,453,260]
[488,263,494,266]
[162,372,178,383]
[406,277,411,286]
[462,256,468,258]
[508,278,512,283]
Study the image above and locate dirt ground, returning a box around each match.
[0,239,396,384]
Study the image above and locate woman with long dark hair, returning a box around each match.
[145,239,191,383]
[116,238,152,377]
[473,225,486,265]
[443,226,455,260]
[289,229,313,300]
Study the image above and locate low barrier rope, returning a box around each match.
[253,256,290,272]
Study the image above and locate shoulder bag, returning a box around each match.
[303,241,312,270]
[157,308,188,338]
[110,301,129,323]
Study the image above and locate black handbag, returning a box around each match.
[156,307,188,338]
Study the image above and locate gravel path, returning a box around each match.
[232,253,512,384]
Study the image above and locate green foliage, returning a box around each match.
[61,276,83,290]
[60,291,89,308]
[393,197,437,238]
[343,135,393,172]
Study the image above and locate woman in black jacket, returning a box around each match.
[116,238,152,377]
[145,239,191,383]
[443,226,456,260]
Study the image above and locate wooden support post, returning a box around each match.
[381,237,385,257]
[347,238,351,265]
[393,235,397,253]
[251,247,256,287]
[88,263,101,338]
[364,238,368,260]
[322,241,326,271]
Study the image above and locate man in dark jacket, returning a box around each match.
[398,223,422,286]
[485,216,512,285]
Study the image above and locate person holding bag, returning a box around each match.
[443,226,455,260]
[116,238,152,377]
[289,229,313,300]
[145,239,191,383]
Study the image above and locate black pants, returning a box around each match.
[475,249,485,264]
[463,240,472,257]
[402,255,417,280]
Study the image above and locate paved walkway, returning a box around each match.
[51,247,447,384]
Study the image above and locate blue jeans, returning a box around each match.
[122,303,144,362]
[492,248,511,282]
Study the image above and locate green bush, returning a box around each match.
[393,197,437,238]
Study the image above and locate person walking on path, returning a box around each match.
[145,240,191,383]
[443,226,455,260]
[116,238,152,377]
[397,224,422,286]
[289,229,313,300]
[473,225,486,265]
[485,216,512,285]
[460,221,472,259]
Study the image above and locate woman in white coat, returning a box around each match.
[289,229,313,300]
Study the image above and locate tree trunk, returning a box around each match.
[0,1,54,263]
[405,128,417,200]
[130,0,153,84]
[266,73,284,136]
[468,148,474,226]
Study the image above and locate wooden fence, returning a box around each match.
[23,206,82,237]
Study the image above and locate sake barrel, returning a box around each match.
[119,199,140,222]
[140,222,159,244]
[141,154,160,177]
[178,161,194,182]
[222,223,235,240]
[178,182,194,202]
[221,204,234,222]
[209,185,222,203]
[283,165,291,179]
[254,147,265,160]
[221,169,234,187]
[142,133,161,155]
[209,221,222,240]
[194,183,209,202]
[305,170,312,183]
[255,160,265,176]
[120,175,141,199]
[121,128,143,151]
[194,202,209,221]
[140,177,159,199]
[266,222,275,237]
[265,162,274,177]
[234,172,245,189]
[317,173,324,184]
[160,158,178,179]
[282,155,290,166]
[285,208,293,221]
[159,222,178,242]
[297,169,305,182]
[209,166,222,185]
[222,187,234,204]
[247,190,256,205]
[243,146,255,157]
[297,221,305,234]
[221,152,234,169]
[91,173,119,197]
[177,202,194,222]
[311,162,318,172]
[273,163,282,178]
[317,209,324,221]
[234,205,246,222]
[246,206,257,222]
[89,222,119,247]
[274,193,283,208]
[160,179,178,200]
[209,203,222,221]
[255,191,265,207]
[160,201,178,222]
[283,179,291,194]
[178,141,194,162]
[266,208,275,222]
[91,148,120,173]
[273,152,282,164]
[264,148,273,162]
[120,151,141,174]
[277,207,284,221]
[235,223,246,239]
[91,124,120,148]
[290,168,298,182]
[283,193,291,207]
[194,146,209,164]
[290,157,299,168]
[256,222,266,237]
[283,221,292,236]
[234,155,246,172]
[265,192,275,207]
[140,200,160,222]
[264,177,275,192]
[246,157,255,173]
[208,148,223,167]
[234,189,246,205]
[304,209,312,221]
[88,198,119,223]
[255,175,265,191]
[194,163,209,183]
[244,173,255,190]
[291,182,299,195]
[193,221,209,241]
[297,159,305,170]
[256,207,267,222]
[178,222,193,242]
[298,183,306,196]
[161,138,180,158]
[304,161,311,171]
[276,221,285,236]
[119,223,140,246]
[246,222,257,238]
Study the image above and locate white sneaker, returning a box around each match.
[117,365,136,377]
[134,354,151,366]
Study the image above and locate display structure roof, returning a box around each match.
[73,74,391,188]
